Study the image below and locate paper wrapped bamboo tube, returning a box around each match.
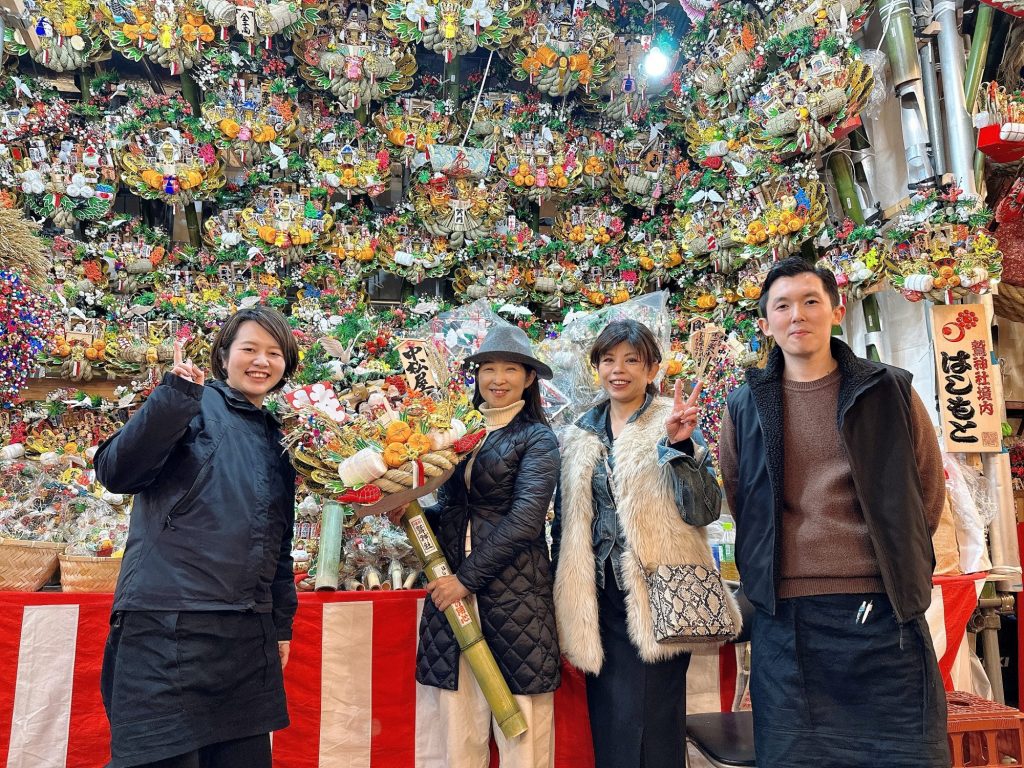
[401,500,528,739]
[315,502,344,591]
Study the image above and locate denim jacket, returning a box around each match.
[554,393,721,591]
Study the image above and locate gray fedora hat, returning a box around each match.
[464,325,553,380]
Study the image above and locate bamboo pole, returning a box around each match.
[401,500,527,739]
[444,56,461,112]
[828,152,882,361]
[964,4,994,113]
[964,5,995,198]
[315,501,345,590]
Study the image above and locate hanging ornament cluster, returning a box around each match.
[0,271,56,405]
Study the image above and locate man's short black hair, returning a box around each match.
[758,257,841,317]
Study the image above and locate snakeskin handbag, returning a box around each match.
[640,561,737,644]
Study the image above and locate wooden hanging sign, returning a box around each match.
[932,302,1002,452]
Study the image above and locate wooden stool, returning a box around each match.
[947,690,1024,767]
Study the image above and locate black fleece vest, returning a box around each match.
[726,340,936,623]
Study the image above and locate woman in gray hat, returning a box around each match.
[387,324,560,768]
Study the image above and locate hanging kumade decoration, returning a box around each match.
[609,132,685,211]
[117,94,226,206]
[375,98,457,164]
[99,0,221,73]
[2,0,110,71]
[581,34,676,122]
[509,4,614,97]
[17,128,119,226]
[223,186,336,265]
[816,219,885,302]
[304,128,392,200]
[294,2,417,112]
[412,146,505,248]
[459,91,526,147]
[199,0,322,47]
[384,0,527,64]
[668,6,769,124]
[495,128,582,204]
[884,189,1002,304]
[748,54,873,156]
[201,75,300,164]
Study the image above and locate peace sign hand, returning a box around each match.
[171,341,206,386]
[665,380,702,444]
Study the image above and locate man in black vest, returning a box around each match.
[719,257,949,767]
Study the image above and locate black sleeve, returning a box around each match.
[94,374,204,494]
[457,426,560,593]
[271,460,298,641]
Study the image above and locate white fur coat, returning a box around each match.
[553,398,741,673]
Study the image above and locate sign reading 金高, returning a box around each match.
[932,302,1002,452]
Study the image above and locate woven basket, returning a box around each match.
[0,538,64,591]
[995,283,1024,324]
[58,554,121,593]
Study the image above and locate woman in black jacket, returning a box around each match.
[95,307,300,768]
[388,325,561,768]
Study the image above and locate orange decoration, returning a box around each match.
[386,421,413,444]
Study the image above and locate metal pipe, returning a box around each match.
[919,42,947,177]
[980,611,1006,704]
[935,0,977,193]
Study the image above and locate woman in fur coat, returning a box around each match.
[551,319,732,768]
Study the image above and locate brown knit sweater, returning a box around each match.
[719,368,946,599]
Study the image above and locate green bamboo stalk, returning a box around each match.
[964,4,994,113]
[401,500,527,738]
[179,70,202,114]
[878,0,921,88]
[183,203,202,248]
[444,56,461,112]
[827,153,865,226]
[315,502,345,590]
[827,152,882,361]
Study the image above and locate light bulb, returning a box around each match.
[643,47,670,78]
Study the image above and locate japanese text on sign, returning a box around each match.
[932,303,1002,452]
[397,339,438,393]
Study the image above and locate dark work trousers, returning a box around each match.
[126,734,271,768]
[586,558,692,768]
[750,593,950,768]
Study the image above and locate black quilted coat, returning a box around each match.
[416,412,562,694]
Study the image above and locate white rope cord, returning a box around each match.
[460,50,495,149]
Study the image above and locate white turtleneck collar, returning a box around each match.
[479,399,525,432]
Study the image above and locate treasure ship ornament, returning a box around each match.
[295,1,417,112]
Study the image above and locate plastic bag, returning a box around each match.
[943,452,994,574]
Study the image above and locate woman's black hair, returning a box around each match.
[472,361,549,425]
[589,319,663,396]
[210,306,299,391]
